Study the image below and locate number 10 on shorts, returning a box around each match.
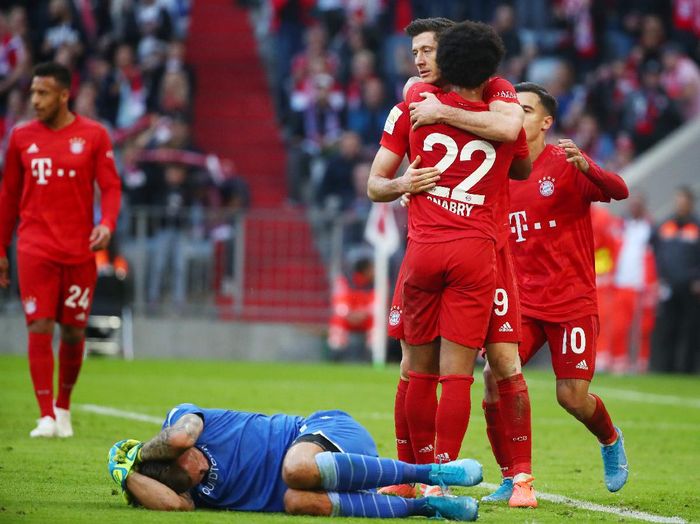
[561,326,586,354]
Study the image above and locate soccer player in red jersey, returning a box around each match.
[0,62,121,438]
[368,19,534,505]
[399,21,537,505]
[482,82,630,497]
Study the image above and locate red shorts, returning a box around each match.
[519,314,599,381]
[485,244,521,344]
[18,252,97,328]
[402,238,496,348]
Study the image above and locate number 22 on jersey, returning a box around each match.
[422,133,496,205]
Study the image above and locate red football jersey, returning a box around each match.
[508,144,625,322]
[0,115,121,263]
[405,83,519,244]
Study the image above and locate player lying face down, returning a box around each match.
[107,403,484,520]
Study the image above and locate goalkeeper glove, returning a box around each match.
[108,439,143,490]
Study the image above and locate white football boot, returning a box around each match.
[30,416,57,438]
[54,407,74,438]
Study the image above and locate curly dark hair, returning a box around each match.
[436,21,505,89]
[515,82,558,117]
[404,17,455,38]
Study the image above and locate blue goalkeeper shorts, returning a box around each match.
[294,410,378,457]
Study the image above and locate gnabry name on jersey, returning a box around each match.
[426,192,476,218]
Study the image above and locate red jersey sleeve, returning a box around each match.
[483,76,519,105]
[575,152,629,203]
[379,102,410,157]
[514,128,529,159]
[0,130,23,258]
[94,127,121,232]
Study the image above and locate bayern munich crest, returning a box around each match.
[69,137,86,154]
[538,176,555,197]
[388,306,401,326]
[23,296,37,315]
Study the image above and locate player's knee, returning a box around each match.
[282,451,319,489]
[556,388,586,413]
[28,318,54,335]
[60,325,85,344]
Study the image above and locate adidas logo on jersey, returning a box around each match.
[418,444,434,454]
[75,312,86,321]
[27,143,39,153]
[575,359,589,370]
[498,322,513,332]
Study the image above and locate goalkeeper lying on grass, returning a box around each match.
[107,403,483,520]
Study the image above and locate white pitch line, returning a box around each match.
[593,387,700,409]
[80,403,163,424]
[479,482,687,524]
[84,403,688,524]
[524,379,700,409]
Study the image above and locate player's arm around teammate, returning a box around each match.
[409,80,525,142]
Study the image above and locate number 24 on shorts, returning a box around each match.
[64,285,91,309]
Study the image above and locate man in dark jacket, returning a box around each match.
[650,186,700,373]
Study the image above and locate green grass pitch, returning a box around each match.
[0,354,698,523]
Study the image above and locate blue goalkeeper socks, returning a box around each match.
[315,452,432,491]
[327,491,431,518]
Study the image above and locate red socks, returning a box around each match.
[56,339,85,410]
[496,373,532,476]
[435,374,473,463]
[394,378,415,463]
[405,371,439,464]
[584,393,617,445]
[28,333,54,418]
[483,399,511,477]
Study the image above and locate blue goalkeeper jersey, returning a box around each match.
[162,403,304,512]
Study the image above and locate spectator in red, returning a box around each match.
[328,252,375,362]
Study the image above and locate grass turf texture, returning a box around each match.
[0,355,698,523]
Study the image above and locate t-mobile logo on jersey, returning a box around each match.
[30,158,77,185]
[509,210,558,242]
[31,158,52,185]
